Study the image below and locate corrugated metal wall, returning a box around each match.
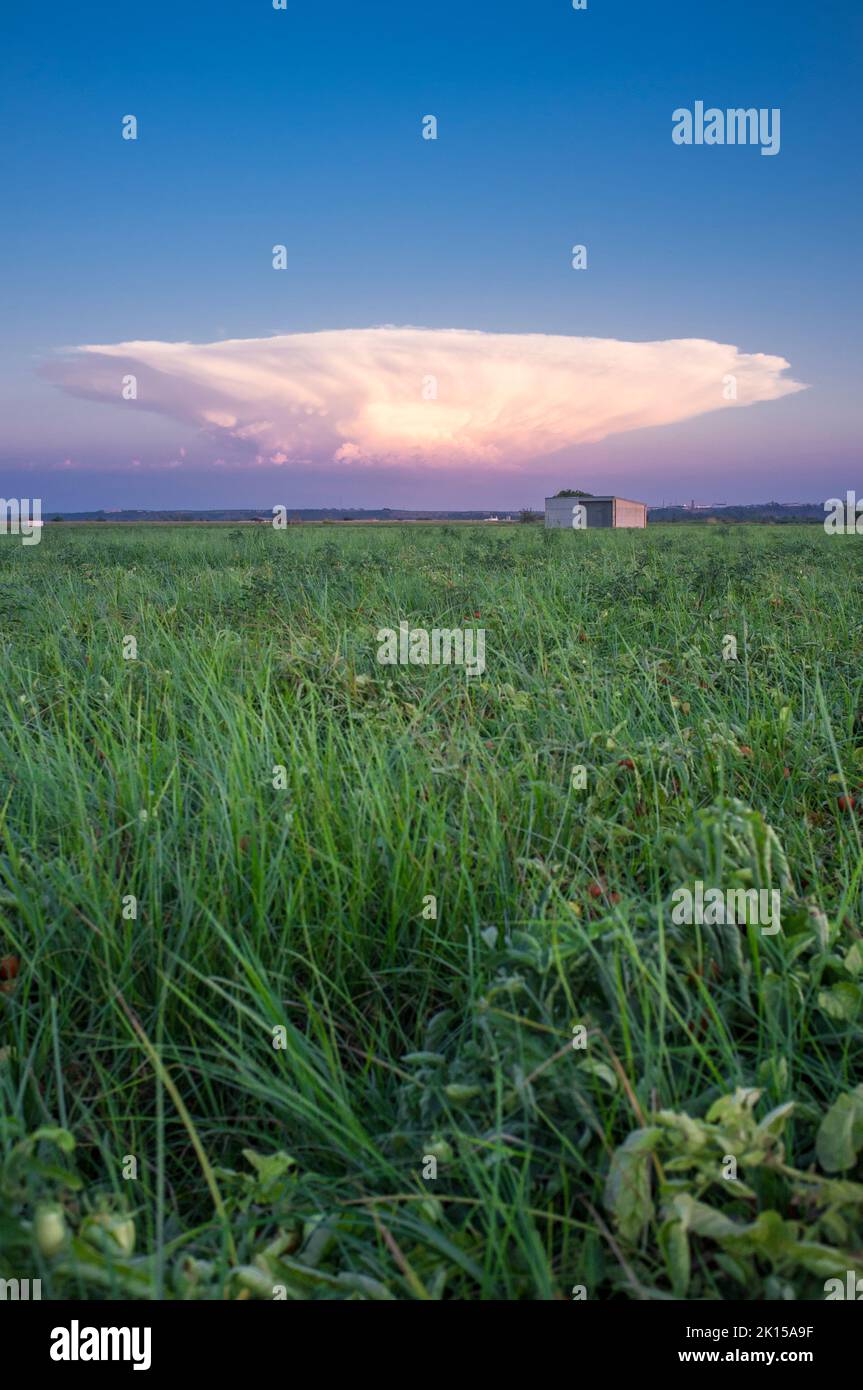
[545,498,613,528]
[544,498,645,528]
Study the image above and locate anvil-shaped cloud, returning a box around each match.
[46,327,805,471]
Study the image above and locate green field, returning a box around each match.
[1,521,862,1300]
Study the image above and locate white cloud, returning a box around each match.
[47,327,805,472]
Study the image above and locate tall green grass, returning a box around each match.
[1,522,861,1298]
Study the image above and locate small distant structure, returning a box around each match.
[544,494,647,529]
[484,514,499,522]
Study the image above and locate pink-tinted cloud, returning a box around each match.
[46,327,805,472]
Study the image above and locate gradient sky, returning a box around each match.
[0,0,860,509]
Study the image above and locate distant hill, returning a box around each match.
[42,503,828,524]
[647,502,825,524]
[44,508,519,523]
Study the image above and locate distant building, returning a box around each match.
[544,495,647,529]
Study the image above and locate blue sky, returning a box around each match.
[0,0,859,509]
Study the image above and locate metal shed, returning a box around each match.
[544,495,647,529]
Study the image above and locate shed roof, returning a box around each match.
[545,495,646,506]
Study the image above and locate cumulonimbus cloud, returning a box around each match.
[45,327,805,471]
